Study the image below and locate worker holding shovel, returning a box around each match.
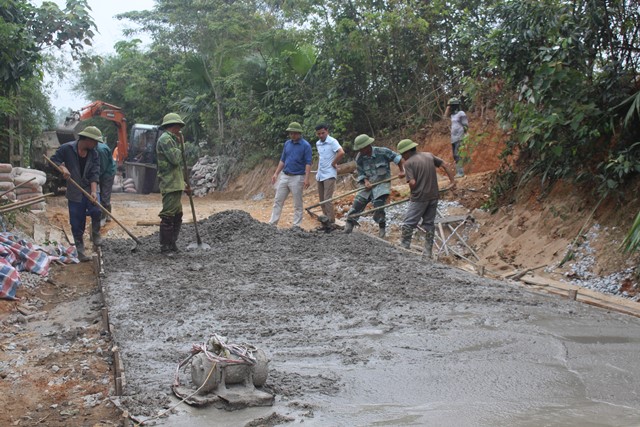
[397,139,456,257]
[50,126,103,262]
[344,134,405,238]
[156,113,189,255]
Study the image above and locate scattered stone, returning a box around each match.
[189,155,236,197]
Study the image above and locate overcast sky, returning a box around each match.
[42,0,156,110]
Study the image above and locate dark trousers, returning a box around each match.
[347,193,388,226]
[100,175,115,211]
[68,195,102,244]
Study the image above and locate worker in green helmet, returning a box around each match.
[445,97,468,177]
[50,126,103,262]
[344,134,405,238]
[156,112,189,255]
[396,139,456,258]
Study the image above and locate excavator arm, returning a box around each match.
[68,101,129,165]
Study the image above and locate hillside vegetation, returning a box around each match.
[2,0,639,242]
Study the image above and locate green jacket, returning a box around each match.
[156,131,185,193]
[97,142,117,180]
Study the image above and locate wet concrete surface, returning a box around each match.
[101,210,640,426]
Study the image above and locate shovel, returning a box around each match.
[44,155,142,252]
[305,175,400,223]
[178,133,211,250]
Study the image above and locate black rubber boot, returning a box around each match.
[76,242,91,262]
[171,213,183,252]
[159,216,174,254]
[91,220,102,247]
[378,222,386,239]
[102,205,112,225]
[344,220,355,234]
[400,226,413,249]
[424,230,435,259]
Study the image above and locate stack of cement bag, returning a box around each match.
[0,164,16,202]
[123,177,137,193]
[112,175,124,193]
[13,167,47,212]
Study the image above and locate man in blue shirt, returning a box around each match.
[50,126,103,262]
[315,124,344,231]
[269,122,313,228]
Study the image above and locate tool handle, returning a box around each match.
[0,193,53,214]
[44,155,142,244]
[178,133,203,245]
[347,197,410,219]
[305,175,400,210]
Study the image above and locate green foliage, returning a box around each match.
[595,142,640,194]
[1,0,95,164]
[457,132,484,166]
[79,0,497,160]
[481,166,517,212]
[69,0,640,225]
[465,0,640,195]
[623,211,640,254]
[0,0,96,94]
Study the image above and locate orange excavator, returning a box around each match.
[64,100,130,165]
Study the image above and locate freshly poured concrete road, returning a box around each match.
[102,211,640,426]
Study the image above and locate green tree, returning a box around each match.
[0,0,95,164]
[467,0,640,190]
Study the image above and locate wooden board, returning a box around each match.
[520,274,640,318]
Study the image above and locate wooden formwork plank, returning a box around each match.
[520,275,640,318]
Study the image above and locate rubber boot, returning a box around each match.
[455,163,465,178]
[159,216,174,255]
[344,220,355,234]
[76,242,91,262]
[378,222,386,239]
[91,220,102,247]
[102,205,112,226]
[400,226,413,249]
[424,230,435,259]
[171,213,182,252]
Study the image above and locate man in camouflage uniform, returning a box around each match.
[344,134,405,238]
[156,113,188,254]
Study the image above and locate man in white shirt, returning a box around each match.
[315,124,344,232]
[445,98,469,177]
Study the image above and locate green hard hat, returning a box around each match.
[286,122,303,133]
[397,139,418,154]
[78,126,103,142]
[448,97,461,106]
[353,134,374,151]
[160,112,185,128]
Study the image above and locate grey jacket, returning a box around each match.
[50,140,99,202]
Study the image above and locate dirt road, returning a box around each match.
[100,209,640,425]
